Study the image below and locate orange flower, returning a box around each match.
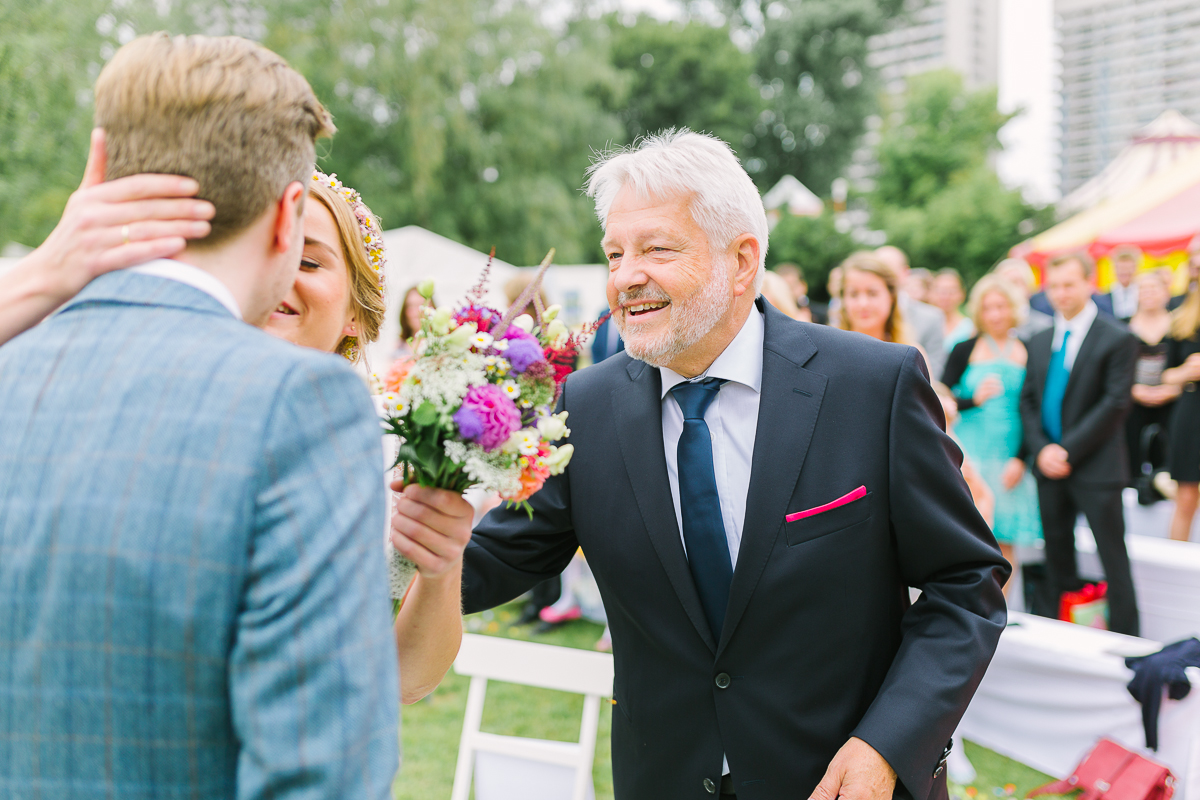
[506,457,551,502]
[383,357,414,393]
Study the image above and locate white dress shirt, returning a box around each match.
[131,258,242,320]
[660,307,764,775]
[659,308,764,570]
[1051,298,1098,372]
[1109,282,1138,319]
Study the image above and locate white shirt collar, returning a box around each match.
[659,307,765,398]
[1053,297,1098,338]
[130,258,242,320]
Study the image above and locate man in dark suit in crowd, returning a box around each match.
[1020,252,1140,635]
[1098,246,1140,323]
[390,130,1008,800]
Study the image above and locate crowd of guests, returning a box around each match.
[739,241,1200,634]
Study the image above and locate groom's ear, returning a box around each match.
[271,180,307,254]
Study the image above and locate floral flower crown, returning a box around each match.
[312,170,386,290]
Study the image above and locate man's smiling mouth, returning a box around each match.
[627,301,670,317]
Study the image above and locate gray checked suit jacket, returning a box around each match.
[0,271,399,799]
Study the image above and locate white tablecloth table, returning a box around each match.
[958,613,1200,797]
[1074,532,1200,642]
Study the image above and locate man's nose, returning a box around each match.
[610,254,648,293]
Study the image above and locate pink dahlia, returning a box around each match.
[455,384,521,451]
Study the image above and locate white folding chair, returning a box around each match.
[450,633,615,800]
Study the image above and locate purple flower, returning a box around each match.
[505,338,545,373]
[456,384,521,451]
[453,405,485,440]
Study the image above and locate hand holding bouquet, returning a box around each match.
[380,253,587,599]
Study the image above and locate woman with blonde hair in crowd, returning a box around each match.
[929,268,975,350]
[836,251,914,345]
[1162,280,1200,541]
[941,274,1042,590]
[392,284,428,362]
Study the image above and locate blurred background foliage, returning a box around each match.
[0,0,1049,278]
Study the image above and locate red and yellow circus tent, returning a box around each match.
[1012,115,1200,291]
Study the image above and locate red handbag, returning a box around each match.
[1026,738,1175,800]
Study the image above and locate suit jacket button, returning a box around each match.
[704,778,717,794]
[715,673,731,689]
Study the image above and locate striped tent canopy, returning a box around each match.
[1012,140,1200,291]
[1059,110,1200,218]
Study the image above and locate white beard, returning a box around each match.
[615,264,733,368]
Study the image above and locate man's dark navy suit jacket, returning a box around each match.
[463,298,1009,800]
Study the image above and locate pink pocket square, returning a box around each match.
[786,485,867,523]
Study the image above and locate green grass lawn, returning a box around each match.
[394,601,1057,799]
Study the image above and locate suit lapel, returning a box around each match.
[717,301,825,656]
[1063,318,1103,404]
[612,359,718,652]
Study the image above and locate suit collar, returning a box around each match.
[130,258,242,319]
[60,270,239,321]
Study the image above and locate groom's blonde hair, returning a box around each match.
[95,33,334,246]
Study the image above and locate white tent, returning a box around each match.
[762,175,824,225]
[371,226,608,370]
[1059,110,1200,217]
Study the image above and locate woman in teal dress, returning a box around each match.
[942,274,1042,591]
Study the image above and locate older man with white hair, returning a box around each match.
[391,130,1008,800]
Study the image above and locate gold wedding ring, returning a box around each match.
[121,225,130,245]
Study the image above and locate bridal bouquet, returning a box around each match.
[381,252,586,600]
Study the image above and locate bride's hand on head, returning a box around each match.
[389,482,474,580]
[28,128,214,298]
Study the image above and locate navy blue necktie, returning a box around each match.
[670,378,733,638]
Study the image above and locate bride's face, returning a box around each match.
[264,199,356,353]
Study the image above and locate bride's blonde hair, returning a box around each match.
[306,178,387,362]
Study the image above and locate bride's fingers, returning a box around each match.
[93,237,189,274]
[86,172,204,204]
[100,219,211,249]
[390,516,453,571]
[83,197,216,228]
[79,128,107,191]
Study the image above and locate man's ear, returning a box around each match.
[272,181,306,254]
[730,233,761,297]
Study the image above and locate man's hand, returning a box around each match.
[31,128,214,297]
[388,481,474,580]
[1000,457,1026,491]
[1036,444,1071,479]
[810,737,897,800]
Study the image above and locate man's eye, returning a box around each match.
[607,252,621,261]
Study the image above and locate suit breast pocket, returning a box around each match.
[784,492,873,547]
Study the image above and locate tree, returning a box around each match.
[0,0,106,249]
[766,213,856,302]
[743,0,904,195]
[870,70,1052,286]
[604,15,760,158]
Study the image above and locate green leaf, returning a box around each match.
[412,401,439,427]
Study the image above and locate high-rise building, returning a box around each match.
[1056,0,1200,196]
[867,0,1000,94]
